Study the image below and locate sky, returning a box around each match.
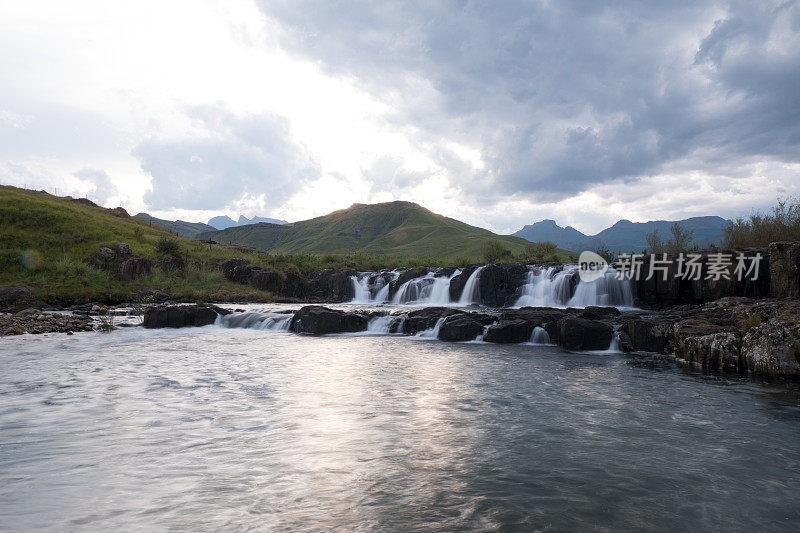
[1,0,798,235]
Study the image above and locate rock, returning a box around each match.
[290,305,368,334]
[251,268,284,293]
[143,305,220,328]
[118,257,151,281]
[98,247,116,262]
[222,259,253,283]
[484,319,531,344]
[306,269,356,302]
[0,286,31,306]
[70,197,98,207]
[476,263,529,307]
[673,319,739,370]
[557,317,614,351]
[282,269,306,298]
[622,317,675,354]
[117,242,132,255]
[742,317,800,377]
[769,242,800,298]
[157,255,185,271]
[111,207,130,218]
[578,306,622,320]
[402,307,464,335]
[438,314,487,342]
[135,287,170,303]
[501,307,566,341]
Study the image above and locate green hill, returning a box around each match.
[200,201,574,260]
[135,213,216,238]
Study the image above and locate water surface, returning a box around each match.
[1,326,798,531]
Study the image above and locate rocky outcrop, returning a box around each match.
[118,257,151,281]
[117,242,132,255]
[477,263,529,307]
[143,305,222,328]
[306,269,356,302]
[558,317,614,351]
[290,305,368,334]
[157,255,185,271]
[0,286,31,307]
[402,307,464,335]
[222,259,252,283]
[1,308,94,335]
[251,269,284,293]
[622,316,675,354]
[635,249,769,307]
[484,319,531,343]
[438,314,488,342]
[769,242,800,298]
[135,287,170,303]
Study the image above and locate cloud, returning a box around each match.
[135,106,320,211]
[258,0,800,205]
[74,168,119,205]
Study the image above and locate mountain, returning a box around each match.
[514,216,730,253]
[199,201,574,260]
[207,214,288,230]
[134,213,215,238]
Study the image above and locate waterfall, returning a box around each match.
[530,326,551,345]
[366,315,398,333]
[390,269,462,305]
[351,275,371,304]
[349,271,401,304]
[216,311,293,331]
[514,265,634,308]
[457,266,484,306]
[416,317,446,338]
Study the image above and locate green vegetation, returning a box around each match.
[482,240,513,263]
[199,201,576,261]
[155,235,181,257]
[740,313,762,335]
[725,197,800,249]
[645,223,696,254]
[520,241,561,263]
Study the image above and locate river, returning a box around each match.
[1,323,799,531]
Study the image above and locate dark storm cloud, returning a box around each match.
[135,106,319,210]
[258,0,800,200]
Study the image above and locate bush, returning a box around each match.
[646,224,695,255]
[155,236,181,257]
[483,240,512,263]
[520,241,558,262]
[725,197,800,248]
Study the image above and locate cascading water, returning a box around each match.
[216,311,293,331]
[457,266,484,306]
[416,317,446,338]
[530,326,551,345]
[351,275,371,304]
[349,271,401,304]
[390,270,462,305]
[514,265,634,308]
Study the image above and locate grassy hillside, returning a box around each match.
[135,213,215,238]
[201,201,575,261]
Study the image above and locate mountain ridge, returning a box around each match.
[199,200,574,260]
[513,216,730,252]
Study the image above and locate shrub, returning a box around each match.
[520,241,559,262]
[725,197,800,248]
[155,236,181,257]
[483,240,512,263]
[740,313,762,334]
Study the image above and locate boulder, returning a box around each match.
[438,314,489,342]
[135,287,170,303]
[0,286,31,306]
[251,268,284,293]
[484,319,531,344]
[221,259,253,283]
[578,306,622,320]
[557,317,614,351]
[117,242,132,255]
[99,247,115,262]
[111,207,130,218]
[118,257,151,281]
[769,242,800,298]
[306,269,356,302]
[290,305,368,334]
[476,262,529,307]
[143,305,220,328]
[742,317,800,377]
[622,317,675,354]
[402,307,463,335]
[283,269,307,298]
